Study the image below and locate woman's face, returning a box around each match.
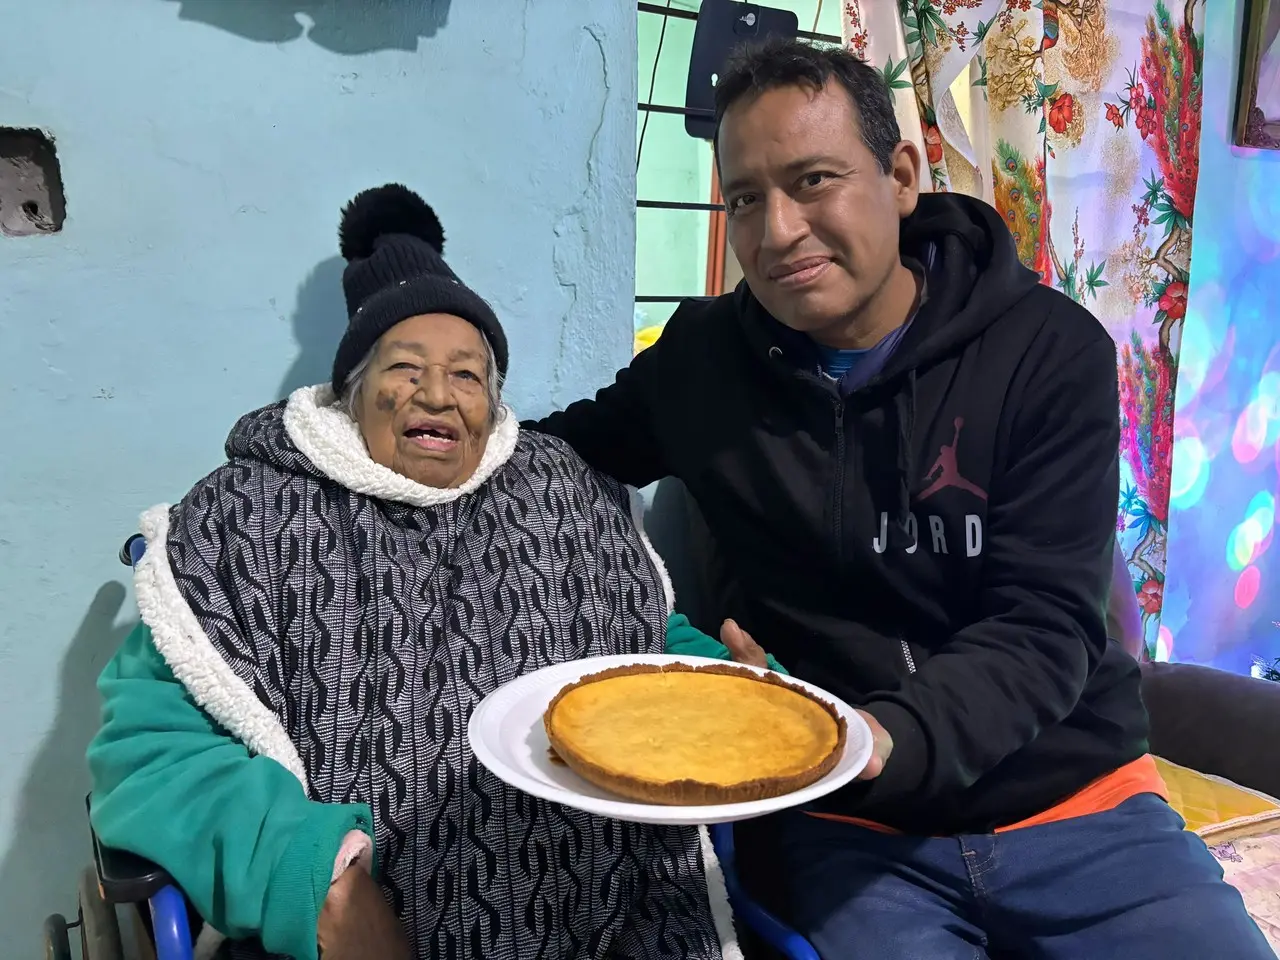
[355,313,494,488]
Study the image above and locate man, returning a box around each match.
[531,37,1270,960]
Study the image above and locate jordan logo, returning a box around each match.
[918,417,987,501]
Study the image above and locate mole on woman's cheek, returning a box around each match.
[375,391,397,413]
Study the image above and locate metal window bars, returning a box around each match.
[636,2,840,44]
[635,2,840,304]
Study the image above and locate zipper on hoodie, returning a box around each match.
[899,637,918,674]
[832,399,846,563]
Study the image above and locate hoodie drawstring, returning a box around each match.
[890,371,918,548]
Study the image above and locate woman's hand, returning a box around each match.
[317,866,411,960]
[719,619,769,668]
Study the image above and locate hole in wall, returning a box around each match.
[0,128,66,237]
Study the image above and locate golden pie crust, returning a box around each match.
[543,662,847,806]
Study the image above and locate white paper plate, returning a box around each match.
[467,654,873,825]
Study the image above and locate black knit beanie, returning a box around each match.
[331,183,509,394]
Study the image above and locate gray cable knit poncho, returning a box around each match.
[133,386,738,960]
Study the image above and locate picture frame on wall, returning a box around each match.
[1234,0,1280,148]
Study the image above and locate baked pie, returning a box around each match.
[543,662,847,805]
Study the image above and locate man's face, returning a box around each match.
[718,80,919,343]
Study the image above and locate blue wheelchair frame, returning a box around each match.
[83,534,195,960]
[85,535,817,960]
[708,822,822,960]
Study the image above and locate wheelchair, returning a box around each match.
[45,534,818,960]
[44,535,195,960]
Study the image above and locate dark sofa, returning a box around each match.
[1141,658,1280,799]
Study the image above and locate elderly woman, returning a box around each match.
[88,185,770,960]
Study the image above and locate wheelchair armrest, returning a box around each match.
[86,795,175,904]
[710,822,821,960]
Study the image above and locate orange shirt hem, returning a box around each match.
[807,754,1169,836]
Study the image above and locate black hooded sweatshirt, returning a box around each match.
[531,193,1148,835]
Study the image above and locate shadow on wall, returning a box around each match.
[160,0,451,54]
[0,257,348,951]
[0,583,135,956]
[279,256,349,399]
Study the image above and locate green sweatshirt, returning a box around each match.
[87,614,783,960]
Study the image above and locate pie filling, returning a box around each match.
[544,663,847,805]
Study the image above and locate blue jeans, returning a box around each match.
[776,794,1272,959]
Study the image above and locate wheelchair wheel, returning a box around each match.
[42,914,72,960]
[77,865,124,960]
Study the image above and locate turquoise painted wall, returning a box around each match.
[0,0,635,947]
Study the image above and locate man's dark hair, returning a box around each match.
[713,37,901,174]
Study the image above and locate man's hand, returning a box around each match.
[855,710,893,780]
[720,619,769,668]
[317,866,411,960]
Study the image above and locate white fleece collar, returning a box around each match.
[281,384,519,507]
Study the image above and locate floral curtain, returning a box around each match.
[844,0,1204,659]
